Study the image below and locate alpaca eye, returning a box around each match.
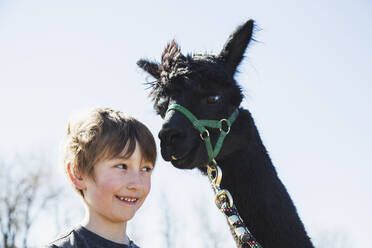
[207,95,220,104]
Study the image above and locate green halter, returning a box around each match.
[166,104,239,162]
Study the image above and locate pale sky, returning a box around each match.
[0,0,371,247]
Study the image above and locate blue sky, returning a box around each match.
[0,0,371,247]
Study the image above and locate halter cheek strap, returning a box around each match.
[166,104,239,162]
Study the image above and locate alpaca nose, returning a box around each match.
[158,127,182,146]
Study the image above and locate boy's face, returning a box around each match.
[81,142,153,225]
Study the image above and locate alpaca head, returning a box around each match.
[138,20,254,171]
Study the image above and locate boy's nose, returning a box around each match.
[126,172,144,190]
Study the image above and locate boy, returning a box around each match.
[47,108,157,248]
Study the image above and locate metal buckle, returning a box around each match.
[215,189,234,208]
[207,160,222,187]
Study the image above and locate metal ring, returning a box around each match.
[200,129,210,140]
[215,189,234,208]
[219,119,230,134]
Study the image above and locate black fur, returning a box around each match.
[137,20,314,248]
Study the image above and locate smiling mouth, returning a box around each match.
[116,196,138,204]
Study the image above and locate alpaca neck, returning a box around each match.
[216,109,314,248]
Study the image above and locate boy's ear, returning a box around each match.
[67,162,86,190]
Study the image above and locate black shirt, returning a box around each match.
[46,226,139,248]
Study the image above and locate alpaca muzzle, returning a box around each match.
[165,103,239,162]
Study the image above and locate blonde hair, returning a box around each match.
[63,108,156,195]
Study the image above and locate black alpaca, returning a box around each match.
[137,20,314,248]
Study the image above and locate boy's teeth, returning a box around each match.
[119,197,137,202]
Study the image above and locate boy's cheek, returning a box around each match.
[95,177,122,193]
[143,177,151,197]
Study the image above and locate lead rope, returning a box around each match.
[207,160,262,247]
[166,104,263,248]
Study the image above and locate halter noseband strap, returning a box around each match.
[166,104,239,162]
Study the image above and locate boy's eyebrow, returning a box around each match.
[111,156,132,162]
[113,155,154,166]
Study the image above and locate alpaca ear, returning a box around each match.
[161,40,186,69]
[219,20,254,75]
[137,59,161,79]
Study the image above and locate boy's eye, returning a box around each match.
[116,164,127,169]
[141,166,153,173]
